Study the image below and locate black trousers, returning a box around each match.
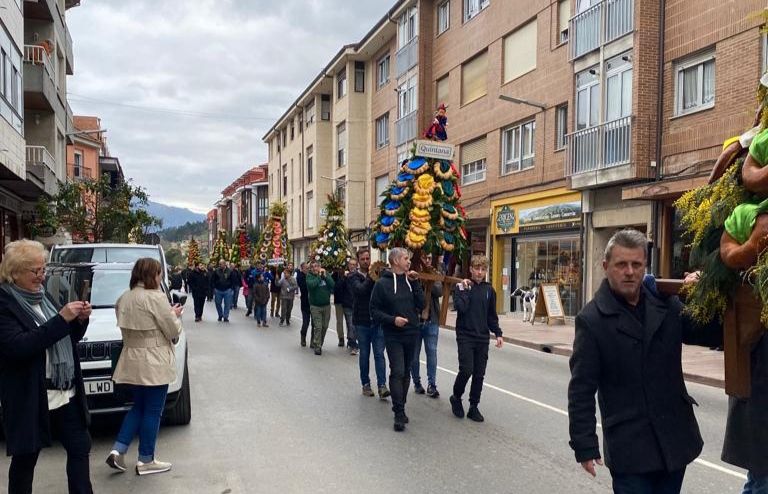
[192,292,206,319]
[452,339,489,407]
[300,305,312,341]
[9,399,93,494]
[611,468,686,494]
[384,334,418,415]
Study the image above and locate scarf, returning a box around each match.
[1,283,76,390]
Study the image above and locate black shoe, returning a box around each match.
[301,338,307,347]
[338,340,345,347]
[450,395,465,418]
[402,413,409,424]
[426,384,440,398]
[467,407,485,422]
[314,348,322,356]
[393,414,406,432]
[414,383,426,395]
[218,317,222,322]
[223,318,229,323]
[246,311,251,317]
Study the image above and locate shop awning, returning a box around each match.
[621,174,709,201]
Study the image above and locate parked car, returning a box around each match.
[50,243,169,285]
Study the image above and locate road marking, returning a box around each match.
[429,360,747,481]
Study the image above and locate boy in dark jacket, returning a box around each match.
[252,273,271,327]
[449,254,503,423]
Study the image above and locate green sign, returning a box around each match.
[496,205,516,233]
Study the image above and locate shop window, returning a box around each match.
[514,237,581,316]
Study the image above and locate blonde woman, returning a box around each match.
[0,239,93,494]
[106,258,182,476]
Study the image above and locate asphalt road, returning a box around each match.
[0,302,748,493]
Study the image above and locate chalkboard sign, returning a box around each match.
[532,283,566,325]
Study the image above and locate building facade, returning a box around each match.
[210,164,269,249]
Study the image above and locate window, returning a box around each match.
[503,20,537,83]
[305,100,315,127]
[290,122,295,141]
[375,175,389,203]
[337,69,347,99]
[675,51,715,116]
[461,136,487,185]
[461,51,488,105]
[336,178,346,204]
[502,121,536,174]
[282,130,287,147]
[555,104,568,150]
[73,152,83,177]
[436,75,449,106]
[354,61,365,92]
[437,1,450,35]
[306,145,313,183]
[605,54,632,121]
[398,6,418,48]
[282,164,288,196]
[576,68,599,130]
[558,0,570,43]
[396,145,409,165]
[763,33,768,76]
[307,191,315,229]
[464,0,489,22]
[398,75,418,117]
[337,121,347,167]
[377,55,390,89]
[0,30,23,135]
[376,113,390,149]
[321,94,331,120]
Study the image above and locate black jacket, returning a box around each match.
[169,272,183,291]
[348,270,375,326]
[0,290,90,456]
[212,267,234,291]
[296,271,310,310]
[453,280,500,341]
[332,272,353,309]
[231,269,243,288]
[188,269,209,296]
[567,279,718,474]
[370,271,425,337]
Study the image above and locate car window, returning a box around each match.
[90,271,132,308]
[51,247,160,264]
[104,248,161,264]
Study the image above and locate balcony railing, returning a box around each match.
[566,116,632,176]
[570,0,634,60]
[395,36,418,79]
[395,111,418,146]
[72,166,92,180]
[23,45,56,85]
[26,145,56,172]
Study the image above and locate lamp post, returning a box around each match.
[498,95,547,111]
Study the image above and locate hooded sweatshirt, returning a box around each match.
[369,270,425,337]
[453,280,502,342]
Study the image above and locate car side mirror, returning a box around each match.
[172,292,188,306]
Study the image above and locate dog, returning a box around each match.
[511,286,537,323]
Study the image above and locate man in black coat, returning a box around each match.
[296,262,312,347]
[568,229,718,493]
[188,262,209,322]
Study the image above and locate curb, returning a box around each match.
[442,324,725,389]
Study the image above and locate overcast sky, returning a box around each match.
[66,0,388,214]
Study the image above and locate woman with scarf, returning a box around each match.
[0,239,93,494]
[106,257,182,476]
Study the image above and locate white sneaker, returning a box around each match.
[135,459,172,476]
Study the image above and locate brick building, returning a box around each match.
[209,164,269,251]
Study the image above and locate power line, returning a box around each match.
[67,93,279,122]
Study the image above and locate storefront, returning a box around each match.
[490,188,582,316]
[0,188,22,261]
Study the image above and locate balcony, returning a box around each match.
[395,111,417,146]
[23,44,62,114]
[24,45,56,85]
[566,116,633,186]
[72,166,92,181]
[395,36,418,79]
[25,145,58,196]
[570,0,634,60]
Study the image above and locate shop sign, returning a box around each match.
[414,140,455,160]
[519,201,581,226]
[495,205,516,233]
[319,206,328,219]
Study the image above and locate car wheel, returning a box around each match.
[165,354,191,426]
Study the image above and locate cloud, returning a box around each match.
[66,0,388,213]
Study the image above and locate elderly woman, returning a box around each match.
[106,257,182,476]
[0,239,93,494]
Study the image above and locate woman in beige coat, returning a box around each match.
[105,258,182,476]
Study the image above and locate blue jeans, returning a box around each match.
[214,288,233,319]
[254,304,267,323]
[411,321,439,387]
[113,385,169,462]
[611,468,685,494]
[743,472,768,494]
[357,324,386,387]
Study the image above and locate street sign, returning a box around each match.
[414,139,455,160]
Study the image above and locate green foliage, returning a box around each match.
[30,175,162,243]
[165,247,183,268]
[158,220,208,243]
[310,193,352,269]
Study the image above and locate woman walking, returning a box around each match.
[0,239,94,494]
[106,258,183,476]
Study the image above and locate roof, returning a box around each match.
[73,116,104,144]
[220,163,268,198]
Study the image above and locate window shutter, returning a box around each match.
[558,0,570,36]
[436,76,449,106]
[461,51,488,104]
[461,136,487,165]
[504,20,537,83]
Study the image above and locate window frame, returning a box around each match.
[575,68,600,130]
[337,69,348,100]
[437,1,450,35]
[398,6,419,49]
[376,113,390,149]
[674,50,716,117]
[306,145,314,184]
[463,0,489,23]
[337,121,347,167]
[604,55,633,122]
[501,120,536,175]
[306,191,315,229]
[462,158,487,185]
[555,104,568,151]
[354,61,365,93]
[377,54,390,89]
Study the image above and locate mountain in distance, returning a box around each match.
[145,200,205,229]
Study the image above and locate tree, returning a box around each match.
[31,175,162,243]
[254,202,290,266]
[310,193,352,269]
[165,247,183,268]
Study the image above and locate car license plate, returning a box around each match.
[85,379,113,395]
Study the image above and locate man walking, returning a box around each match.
[212,260,234,322]
[568,229,718,493]
[230,264,243,310]
[370,247,424,432]
[307,261,335,355]
[341,259,359,354]
[296,262,312,347]
[188,262,208,322]
[411,252,442,398]
[348,250,389,399]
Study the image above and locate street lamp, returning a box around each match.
[498,95,547,111]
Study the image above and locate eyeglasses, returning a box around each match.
[25,267,46,277]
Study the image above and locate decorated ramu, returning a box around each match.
[373,103,468,258]
[255,201,290,266]
[310,193,353,269]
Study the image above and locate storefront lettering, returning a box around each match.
[414,140,455,160]
[495,205,516,233]
[519,201,581,226]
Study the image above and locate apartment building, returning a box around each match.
[263,3,408,264]
[211,164,269,244]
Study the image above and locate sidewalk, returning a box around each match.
[443,310,726,389]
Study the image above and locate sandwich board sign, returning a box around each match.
[532,283,566,325]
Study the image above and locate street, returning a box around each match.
[0,303,747,493]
